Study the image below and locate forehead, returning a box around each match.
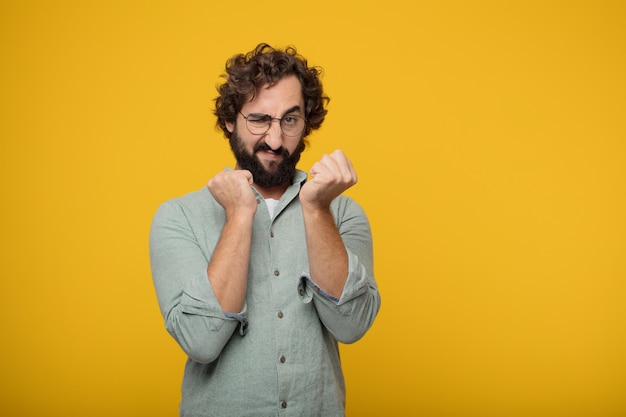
[244,75,304,113]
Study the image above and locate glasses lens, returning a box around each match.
[245,114,271,134]
[281,115,305,137]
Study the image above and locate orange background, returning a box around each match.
[1,1,625,416]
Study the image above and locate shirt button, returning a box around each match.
[281,401,287,409]
[299,288,305,296]
[270,231,275,238]
[274,269,280,277]
[279,356,286,363]
[277,311,284,318]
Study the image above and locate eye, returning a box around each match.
[247,113,270,124]
[282,115,298,125]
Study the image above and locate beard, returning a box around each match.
[229,130,306,188]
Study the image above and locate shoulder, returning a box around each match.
[331,194,364,211]
[153,187,220,224]
[330,194,369,222]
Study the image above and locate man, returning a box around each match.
[149,43,381,417]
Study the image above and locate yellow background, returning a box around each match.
[1,1,624,416]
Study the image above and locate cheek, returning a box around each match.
[286,138,305,155]
[233,126,259,151]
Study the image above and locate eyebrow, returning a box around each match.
[281,105,302,117]
[249,105,302,118]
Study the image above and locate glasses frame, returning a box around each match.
[239,111,306,137]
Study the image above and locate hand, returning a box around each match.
[300,150,357,209]
[207,169,258,218]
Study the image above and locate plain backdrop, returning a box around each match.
[1,1,625,416]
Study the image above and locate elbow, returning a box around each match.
[165,313,232,364]
[332,319,373,344]
[328,296,381,344]
[321,312,375,344]
[335,330,366,345]
[167,326,225,364]
[183,343,222,364]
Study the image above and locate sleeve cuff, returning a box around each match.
[298,250,369,305]
[224,309,249,336]
[298,274,340,303]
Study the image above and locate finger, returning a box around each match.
[241,169,254,184]
[320,153,340,174]
[342,155,357,182]
[309,161,323,178]
[329,150,357,182]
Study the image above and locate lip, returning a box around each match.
[257,149,282,160]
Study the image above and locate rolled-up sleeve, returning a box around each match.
[149,200,246,364]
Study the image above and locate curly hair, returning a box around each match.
[214,43,329,140]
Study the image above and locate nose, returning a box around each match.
[264,119,284,150]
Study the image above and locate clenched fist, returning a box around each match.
[207,169,258,219]
[300,150,357,209]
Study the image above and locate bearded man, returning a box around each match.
[149,43,381,417]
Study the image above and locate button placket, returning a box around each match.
[269,218,290,413]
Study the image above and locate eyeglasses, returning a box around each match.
[239,111,306,137]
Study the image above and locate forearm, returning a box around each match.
[207,214,254,313]
[302,205,348,298]
[150,199,246,364]
[300,196,381,343]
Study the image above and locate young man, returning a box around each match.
[149,43,381,416]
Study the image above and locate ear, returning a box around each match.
[225,121,234,133]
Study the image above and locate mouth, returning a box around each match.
[255,143,288,160]
[258,148,281,157]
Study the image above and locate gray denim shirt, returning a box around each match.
[150,170,381,417]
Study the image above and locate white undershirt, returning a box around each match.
[264,198,279,218]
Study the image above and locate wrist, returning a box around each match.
[300,200,330,213]
[225,207,256,223]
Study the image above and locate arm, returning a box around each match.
[150,199,242,364]
[300,150,356,297]
[149,170,257,364]
[206,169,257,313]
[300,151,381,343]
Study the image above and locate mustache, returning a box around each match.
[254,142,290,157]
